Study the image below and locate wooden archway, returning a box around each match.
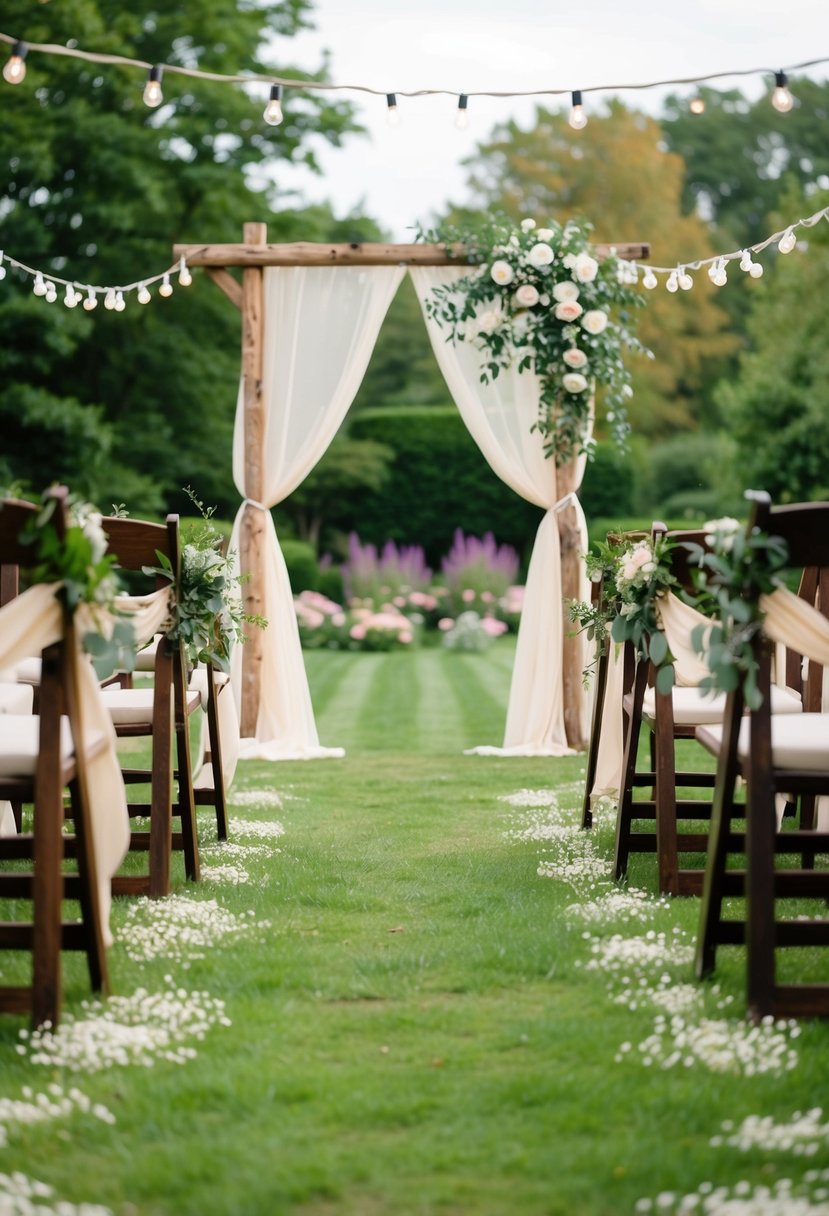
[174,224,650,748]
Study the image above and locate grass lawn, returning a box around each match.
[1,639,828,1215]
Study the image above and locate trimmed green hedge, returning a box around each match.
[343,407,543,567]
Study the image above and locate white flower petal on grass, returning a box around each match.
[713,1108,829,1156]
[231,789,284,809]
[635,1014,799,1077]
[566,887,669,927]
[498,788,558,809]
[0,1172,114,1216]
[0,1087,116,1148]
[636,1172,829,1216]
[233,819,286,841]
[119,895,270,964]
[18,986,231,1073]
[201,863,252,885]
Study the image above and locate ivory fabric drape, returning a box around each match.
[230,264,405,759]
[0,584,133,946]
[410,266,590,755]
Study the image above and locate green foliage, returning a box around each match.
[637,431,744,519]
[280,435,394,553]
[353,275,449,409]
[685,518,789,709]
[0,0,366,515]
[580,443,634,518]
[280,538,320,594]
[344,407,543,566]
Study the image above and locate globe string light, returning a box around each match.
[623,203,829,291]
[0,29,827,118]
[0,248,191,310]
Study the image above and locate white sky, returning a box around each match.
[271,0,829,238]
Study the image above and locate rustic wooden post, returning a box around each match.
[239,222,267,737]
[556,458,585,750]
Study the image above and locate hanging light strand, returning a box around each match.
[0,248,191,309]
[621,203,829,290]
[0,30,826,105]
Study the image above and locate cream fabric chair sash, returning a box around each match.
[655,591,712,687]
[761,585,829,666]
[0,584,171,945]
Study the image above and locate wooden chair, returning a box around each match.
[99,514,201,897]
[613,524,802,896]
[0,490,109,1027]
[695,493,829,1019]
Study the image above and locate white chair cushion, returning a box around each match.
[134,636,162,672]
[13,657,42,686]
[698,712,829,772]
[101,686,200,725]
[0,682,33,715]
[0,715,73,776]
[643,683,802,727]
[188,666,229,708]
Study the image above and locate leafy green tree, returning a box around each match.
[447,100,737,437]
[353,276,450,410]
[716,188,829,502]
[0,0,366,514]
[662,79,829,245]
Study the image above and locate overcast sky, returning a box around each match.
[270,0,829,238]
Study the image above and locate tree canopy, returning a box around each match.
[0,0,372,514]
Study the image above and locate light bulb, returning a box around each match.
[666,271,678,293]
[749,262,764,279]
[64,285,79,308]
[386,93,400,128]
[104,289,117,310]
[32,272,47,297]
[678,269,693,291]
[771,70,793,113]
[178,256,192,286]
[143,65,163,108]
[137,283,151,304]
[83,288,98,311]
[568,89,587,130]
[115,291,126,311]
[263,84,283,126]
[778,228,797,254]
[0,251,5,280]
[158,273,173,298]
[642,269,658,290]
[3,41,28,85]
[739,249,753,272]
[689,94,705,115]
[44,282,57,303]
[454,94,469,129]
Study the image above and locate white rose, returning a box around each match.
[581,309,609,335]
[562,372,588,393]
[527,242,554,267]
[555,299,583,322]
[573,252,599,282]
[490,259,515,286]
[477,308,502,334]
[514,283,539,307]
[552,281,580,303]
[537,228,554,241]
[562,253,577,269]
[520,217,536,232]
[563,348,588,369]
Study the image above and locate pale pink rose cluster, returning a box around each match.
[295,589,343,629]
[349,608,413,644]
[616,540,657,589]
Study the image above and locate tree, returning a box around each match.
[662,79,829,246]
[716,187,829,502]
[448,100,738,436]
[0,0,368,515]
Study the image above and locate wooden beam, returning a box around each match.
[239,222,267,738]
[174,240,650,268]
[204,266,242,311]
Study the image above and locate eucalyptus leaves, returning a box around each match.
[419,214,648,464]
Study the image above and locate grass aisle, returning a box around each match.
[1,641,828,1215]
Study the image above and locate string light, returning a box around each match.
[2,39,26,84]
[771,69,794,112]
[137,283,151,304]
[143,64,163,108]
[1,30,823,119]
[158,273,173,298]
[568,89,588,130]
[178,255,192,287]
[642,268,658,290]
[263,83,283,126]
[0,252,5,280]
[778,228,797,253]
[689,94,705,115]
[455,93,469,129]
[678,268,693,290]
[83,288,97,312]
[0,247,187,313]
[385,92,400,127]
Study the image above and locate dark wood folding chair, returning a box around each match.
[0,490,109,1027]
[695,492,829,1019]
[99,515,201,897]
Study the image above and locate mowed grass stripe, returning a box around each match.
[310,650,381,752]
[353,652,421,752]
[441,651,507,747]
[303,649,354,716]
[395,648,466,754]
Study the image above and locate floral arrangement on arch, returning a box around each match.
[419,215,648,464]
